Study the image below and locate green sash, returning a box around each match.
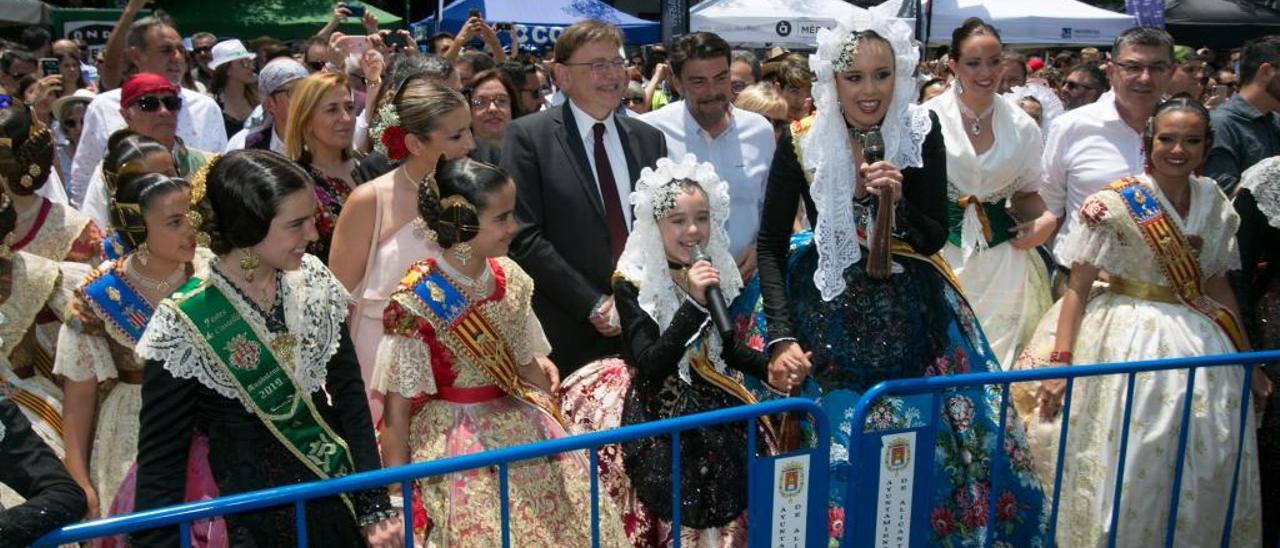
[946,198,1017,248]
[170,276,356,516]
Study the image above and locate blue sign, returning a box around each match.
[1126,0,1166,28]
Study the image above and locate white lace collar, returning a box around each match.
[616,154,742,384]
[135,253,350,411]
[1241,156,1280,230]
[802,5,931,301]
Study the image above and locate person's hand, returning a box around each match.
[362,514,404,548]
[1009,210,1057,250]
[31,75,63,103]
[359,49,385,87]
[79,482,100,520]
[859,161,904,202]
[527,356,560,393]
[767,341,813,393]
[1252,368,1273,413]
[330,3,351,24]
[686,258,721,307]
[736,243,758,280]
[1037,377,1067,421]
[125,0,154,13]
[362,10,379,34]
[589,296,621,337]
[456,16,482,42]
[652,63,670,84]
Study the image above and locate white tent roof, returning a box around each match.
[0,0,49,25]
[923,0,1135,46]
[690,0,868,48]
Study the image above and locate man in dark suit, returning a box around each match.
[503,21,668,375]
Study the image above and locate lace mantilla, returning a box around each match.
[803,4,930,301]
[616,154,741,384]
[1242,156,1280,230]
[136,254,349,412]
[1002,83,1065,142]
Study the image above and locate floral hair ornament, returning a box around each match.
[187,154,219,248]
[372,102,410,160]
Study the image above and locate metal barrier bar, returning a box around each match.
[1220,364,1257,548]
[590,447,600,548]
[671,430,682,548]
[35,398,829,546]
[179,522,190,548]
[1047,376,1074,542]
[1107,372,1138,548]
[294,500,307,546]
[1164,367,1198,548]
[401,480,414,548]
[983,382,1012,547]
[499,462,510,548]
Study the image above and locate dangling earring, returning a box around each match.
[136,242,151,265]
[451,242,472,265]
[239,248,261,282]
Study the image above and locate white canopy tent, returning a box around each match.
[922,0,1136,46]
[690,0,868,48]
[1,0,49,25]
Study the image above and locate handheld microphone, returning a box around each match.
[689,244,734,338]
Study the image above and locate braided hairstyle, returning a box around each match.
[102,130,171,194]
[202,149,311,255]
[111,171,190,252]
[0,102,54,196]
[416,155,511,249]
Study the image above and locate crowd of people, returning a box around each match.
[2,0,1280,546]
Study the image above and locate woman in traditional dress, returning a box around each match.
[330,77,473,424]
[55,168,212,522]
[1023,97,1266,546]
[131,150,401,547]
[284,72,372,262]
[0,396,86,546]
[1235,154,1280,545]
[924,18,1056,369]
[754,8,1047,545]
[93,131,180,261]
[374,156,621,546]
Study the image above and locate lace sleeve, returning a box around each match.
[1056,194,1130,271]
[136,303,250,411]
[512,312,552,365]
[370,334,436,398]
[1200,182,1243,279]
[52,323,117,382]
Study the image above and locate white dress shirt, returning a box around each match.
[640,101,775,257]
[224,126,285,154]
[568,99,633,227]
[1041,92,1144,266]
[69,87,226,207]
[39,170,69,205]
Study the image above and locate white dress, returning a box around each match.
[927,90,1052,369]
[1015,174,1262,547]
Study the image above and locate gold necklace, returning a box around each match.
[127,256,185,292]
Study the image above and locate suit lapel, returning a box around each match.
[556,103,606,221]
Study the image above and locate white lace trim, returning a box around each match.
[616,154,740,384]
[136,254,349,411]
[1241,156,1280,230]
[514,312,552,365]
[371,334,436,398]
[1002,83,1065,142]
[803,7,929,301]
[52,323,117,382]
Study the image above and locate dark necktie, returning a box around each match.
[592,122,628,262]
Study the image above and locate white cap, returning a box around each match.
[209,39,255,70]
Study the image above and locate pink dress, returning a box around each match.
[350,182,439,425]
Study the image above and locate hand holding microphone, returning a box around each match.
[689,244,735,338]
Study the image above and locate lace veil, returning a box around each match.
[1003,83,1066,142]
[1241,156,1280,230]
[615,154,741,383]
[803,4,932,301]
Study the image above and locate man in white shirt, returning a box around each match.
[69,15,226,207]
[641,32,775,279]
[1041,27,1174,295]
[224,57,309,154]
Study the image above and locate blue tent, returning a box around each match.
[411,0,660,48]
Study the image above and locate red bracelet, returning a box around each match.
[1048,350,1073,364]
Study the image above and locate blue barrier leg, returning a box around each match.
[499,463,510,548]
[1107,372,1139,548]
[1048,377,1075,542]
[984,383,1012,546]
[590,447,600,548]
[295,500,307,546]
[1164,367,1198,548]
[402,480,414,548]
[180,521,191,548]
[672,430,682,548]
[1219,364,1255,548]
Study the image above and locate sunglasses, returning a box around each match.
[62,118,80,129]
[132,95,183,113]
[193,46,212,55]
[307,61,326,72]
[1063,81,1097,92]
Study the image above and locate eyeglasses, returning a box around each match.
[1115,61,1171,76]
[62,119,80,129]
[1063,80,1098,92]
[563,58,625,76]
[192,46,212,55]
[470,95,511,109]
[624,96,645,106]
[132,95,183,113]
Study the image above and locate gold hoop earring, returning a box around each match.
[239,248,261,282]
[451,242,472,265]
[135,242,150,265]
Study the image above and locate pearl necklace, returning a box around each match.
[956,96,995,136]
[126,256,185,293]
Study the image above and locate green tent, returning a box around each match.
[160,0,401,42]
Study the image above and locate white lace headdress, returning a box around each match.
[803,4,932,301]
[616,154,742,384]
[1003,83,1065,142]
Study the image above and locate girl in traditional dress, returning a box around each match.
[94,131,180,261]
[55,168,213,523]
[132,150,401,547]
[754,8,1048,545]
[0,396,86,546]
[374,156,621,547]
[925,18,1056,369]
[330,78,473,424]
[1022,97,1266,546]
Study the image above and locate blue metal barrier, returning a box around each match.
[35,397,830,548]
[843,350,1279,548]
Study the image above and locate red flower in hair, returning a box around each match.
[381,126,409,160]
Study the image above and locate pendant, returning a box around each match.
[969,120,981,136]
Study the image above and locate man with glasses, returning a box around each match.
[189,32,217,89]
[70,15,226,208]
[1059,63,1107,110]
[503,20,667,375]
[1042,27,1174,297]
[730,50,760,100]
[641,31,775,281]
[79,73,214,232]
[225,57,308,154]
[0,49,36,95]
[1207,35,1280,193]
